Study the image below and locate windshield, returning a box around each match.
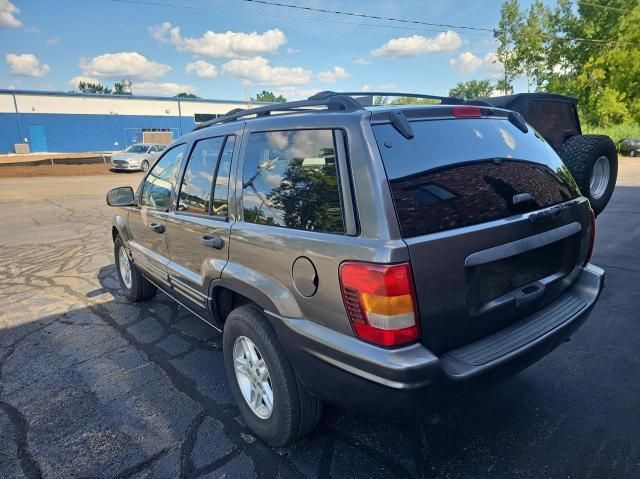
[124,145,148,153]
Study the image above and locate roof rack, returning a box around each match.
[192,94,363,131]
[309,91,464,105]
[191,90,465,132]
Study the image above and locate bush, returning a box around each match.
[582,123,640,144]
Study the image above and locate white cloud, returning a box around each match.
[449,51,483,74]
[45,37,60,46]
[24,26,39,33]
[272,86,322,101]
[186,60,218,78]
[68,75,101,88]
[361,82,398,92]
[354,57,371,65]
[80,52,171,80]
[222,56,311,86]
[286,47,300,54]
[150,22,286,58]
[6,53,50,77]
[0,0,21,28]
[483,52,504,77]
[133,81,196,96]
[371,31,462,58]
[449,51,504,77]
[317,66,350,84]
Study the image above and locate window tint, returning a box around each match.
[212,136,235,216]
[373,119,579,237]
[141,143,186,209]
[242,130,344,233]
[178,137,224,214]
[527,101,578,150]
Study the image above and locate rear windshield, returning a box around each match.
[373,118,579,238]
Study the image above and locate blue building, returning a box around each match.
[0,89,255,154]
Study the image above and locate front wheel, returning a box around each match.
[223,306,323,446]
[559,134,618,216]
[114,236,157,302]
[141,160,150,172]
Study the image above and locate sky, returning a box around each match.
[0,0,548,100]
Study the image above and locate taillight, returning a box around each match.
[452,105,482,118]
[339,262,419,347]
[585,208,596,265]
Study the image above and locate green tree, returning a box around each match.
[113,82,125,94]
[448,80,495,99]
[175,92,199,98]
[494,0,523,94]
[517,0,551,91]
[78,81,112,94]
[253,90,286,103]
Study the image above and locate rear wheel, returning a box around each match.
[114,236,157,302]
[559,134,618,216]
[223,305,323,446]
[630,150,636,157]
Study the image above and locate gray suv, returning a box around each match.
[106,91,605,446]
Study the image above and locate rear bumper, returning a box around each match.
[270,264,604,416]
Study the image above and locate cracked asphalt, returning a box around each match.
[1,161,640,479]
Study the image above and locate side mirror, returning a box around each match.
[106,186,135,207]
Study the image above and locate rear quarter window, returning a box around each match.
[241,129,345,234]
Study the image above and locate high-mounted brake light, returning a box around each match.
[452,105,482,118]
[339,262,420,347]
[585,208,596,265]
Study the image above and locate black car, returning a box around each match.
[620,138,640,157]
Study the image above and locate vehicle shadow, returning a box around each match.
[0,262,544,478]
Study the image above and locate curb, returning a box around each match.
[0,156,110,168]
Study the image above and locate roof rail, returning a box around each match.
[192,94,363,131]
[309,91,464,105]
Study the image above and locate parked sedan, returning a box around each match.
[619,138,640,157]
[111,144,165,172]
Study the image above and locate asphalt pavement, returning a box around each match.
[1,162,639,478]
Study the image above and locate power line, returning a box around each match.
[112,0,638,47]
[576,1,628,13]
[238,0,496,33]
[111,0,491,36]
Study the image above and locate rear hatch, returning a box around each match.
[371,106,593,354]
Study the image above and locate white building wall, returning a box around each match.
[0,93,17,113]
[14,94,179,116]
[6,92,254,118]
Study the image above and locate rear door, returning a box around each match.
[164,125,241,312]
[372,113,593,353]
[128,143,187,287]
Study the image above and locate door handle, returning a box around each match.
[149,223,165,234]
[201,235,224,249]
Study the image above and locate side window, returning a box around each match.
[212,136,235,216]
[242,129,344,234]
[178,137,224,214]
[141,143,186,209]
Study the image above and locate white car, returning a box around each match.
[110,143,165,172]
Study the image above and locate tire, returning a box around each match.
[114,236,157,302]
[630,150,636,157]
[223,305,323,446]
[559,134,618,216]
[141,160,150,172]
